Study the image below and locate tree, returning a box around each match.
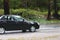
[4,0,10,15]
[53,0,60,19]
[47,0,52,20]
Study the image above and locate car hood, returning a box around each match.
[24,20,35,24]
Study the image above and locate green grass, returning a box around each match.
[31,18,60,24]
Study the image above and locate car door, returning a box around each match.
[21,20,29,29]
[16,19,29,30]
[13,17,24,30]
[6,16,18,30]
[0,16,8,29]
[14,19,24,30]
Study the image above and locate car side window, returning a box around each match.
[1,16,8,20]
[8,16,14,21]
[10,17,14,21]
[14,17,23,21]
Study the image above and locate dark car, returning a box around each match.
[0,15,39,33]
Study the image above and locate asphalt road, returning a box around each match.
[0,24,60,40]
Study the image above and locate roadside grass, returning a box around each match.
[0,8,60,24]
[29,17,60,24]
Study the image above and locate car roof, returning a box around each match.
[1,15,21,17]
[2,15,19,16]
[0,15,22,19]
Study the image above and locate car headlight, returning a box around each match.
[34,21,40,25]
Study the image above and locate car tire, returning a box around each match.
[22,30,26,32]
[0,28,5,34]
[29,26,36,32]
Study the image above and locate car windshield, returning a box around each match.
[13,15,24,21]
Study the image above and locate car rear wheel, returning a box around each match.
[22,30,26,32]
[0,28,5,34]
[29,26,36,32]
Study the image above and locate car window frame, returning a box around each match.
[7,16,15,21]
[0,15,8,21]
[12,16,24,22]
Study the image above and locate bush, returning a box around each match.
[0,9,4,15]
[0,8,48,20]
[10,8,38,19]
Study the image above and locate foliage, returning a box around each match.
[0,0,60,9]
[0,9,4,15]
[0,8,48,19]
[0,0,3,9]
[0,0,60,13]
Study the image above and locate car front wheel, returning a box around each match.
[22,30,26,32]
[0,28,5,34]
[29,26,36,32]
